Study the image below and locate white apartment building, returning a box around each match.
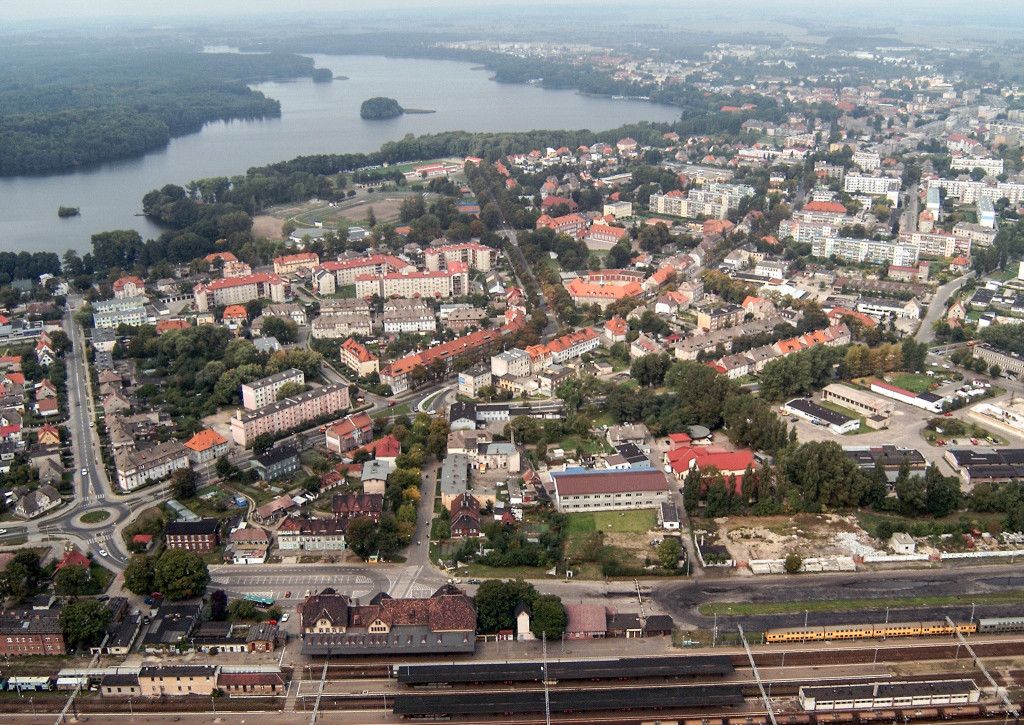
[852,151,881,171]
[953,222,997,248]
[311,255,407,294]
[241,368,305,411]
[602,200,633,219]
[950,157,1004,175]
[382,300,437,334]
[843,174,900,204]
[491,348,531,378]
[193,273,286,312]
[898,231,969,258]
[309,314,374,339]
[93,306,147,329]
[812,236,920,266]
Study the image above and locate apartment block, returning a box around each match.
[273,252,320,275]
[114,440,190,491]
[382,299,436,334]
[193,273,287,312]
[843,173,900,203]
[230,383,350,446]
[423,242,495,272]
[241,368,305,411]
[812,236,920,266]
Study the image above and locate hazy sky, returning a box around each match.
[0,0,1011,26]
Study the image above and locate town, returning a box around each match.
[0,12,1023,725]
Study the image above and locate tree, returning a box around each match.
[275,381,306,400]
[990,364,1002,378]
[215,455,237,480]
[784,553,803,574]
[474,579,538,634]
[60,599,112,647]
[1,550,43,599]
[261,316,297,344]
[171,467,197,499]
[530,594,567,640]
[925,468,962,518]
[631,353,671,388]
[228,598,259,621]
[658,538,683,569]
[209,589,228,621]
[346,516,378,559]
[54,563,90,597]
[251,433,275,455]
[123,555,156,595]
[153,549,210,600]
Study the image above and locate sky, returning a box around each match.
[0,0,1013,24]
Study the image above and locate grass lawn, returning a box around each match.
[372,403,412,419]
[890,373,936,395]
[698,589,1024,617]
[993,262,1020,282]
[80,510,111,524]
[557,435,606,455]
[566,509,657,537]
[0,535,28,546]
[329,285,356,299]
[88,562,114,593]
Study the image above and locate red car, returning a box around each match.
[388,401,396,407]
[285,591,291,598]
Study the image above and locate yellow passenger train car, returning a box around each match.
[765,620,977,643]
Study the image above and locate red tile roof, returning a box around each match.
[184,429,228,452]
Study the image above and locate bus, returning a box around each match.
[244,594,275,609]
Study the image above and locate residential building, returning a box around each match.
[564,271,644,309]
[298,585,476,656]
[138,666,217,697]
[603,201,633,219]
[812,236,920,266]
[491,348,531,378]
[446,307,488,331]
[253,494,297,525]
[14,484,61,518]
[339,338,379,378]
[584,224,629,249]
[311,255,407,294]
[230,384,350,446]
[183,429,229,464]
[260,303,308,326]
[93,304,147,329]
[457,363,492,398]
[601,315,629,346]
[112,276,146,299]
[381,299,436,334]
[549,468,670,512]
[697,305,744,332]
[277,517,348,551]
[241,368,305,411]
[380,328,504,394]
[843,173,900,203]
[193,273,287,312]
[361,459,393,496]
[273,252,320,276]
[535,212,586,238]
[164,518,220,552]
[252,446,300,481]
[355,262,469,300]
[449,492,481,538]
[332,493,384,522]
[101,674,142,697]
[325,412,374,454]
[527,328,599,367]
[310,313,374,339]
[114,440,190,491]
[950,156,1003,175]
[0,610,65,656]
[953,222,997,249]
[424,242,495,272]
[440,453,471,507]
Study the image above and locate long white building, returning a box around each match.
[355,262,469,299]
[424,242,495,272]
[193,273,287,312]
[812,236,919,266]
[843,174,900,204]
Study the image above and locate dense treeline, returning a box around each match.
[0,251,62,284]
[0,42,315,175]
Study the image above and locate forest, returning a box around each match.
[0,41,316,175]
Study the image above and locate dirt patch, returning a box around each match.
[252,215,284,239]
[718,514,879,561]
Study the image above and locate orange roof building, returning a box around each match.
[184,428,230,462]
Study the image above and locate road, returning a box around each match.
[5,299,175,570]
[916,272,972,343]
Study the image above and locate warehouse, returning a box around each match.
[783,398,860,434]
[548,468,670,512]
[822,384,894,418]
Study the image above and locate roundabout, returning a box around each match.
[75,508,113,527]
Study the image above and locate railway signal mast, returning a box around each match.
[542,632,551,725]
[738,624,779,725]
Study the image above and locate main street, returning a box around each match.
[915,272,972,343]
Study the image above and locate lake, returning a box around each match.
[0,54,681,256]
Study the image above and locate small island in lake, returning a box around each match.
[57,206,80,218]
[360,97,404,119]
[311,68,334,82]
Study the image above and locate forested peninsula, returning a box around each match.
[0,42,317,175]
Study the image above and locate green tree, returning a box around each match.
[530,594,567,640]
[0,550,43,599]
[54,563,90,597]
[990,364,1002,378]
[925,468,962,518]
[123,555,156,595]
[425,417,450,460]
[228,598,259,621]
[784,553,802,574]
[215,455,237,480]
[345,517,378,559]
[261,316,297,344]
[275,381,306,401]
[682,466,701,515]
[171,467,197,499]
[657,538,683,569]
[251,433,275,455]
[60,599,112,647]
[209,589,228,621]
[473,579,538,635]
[153,549,210,600]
